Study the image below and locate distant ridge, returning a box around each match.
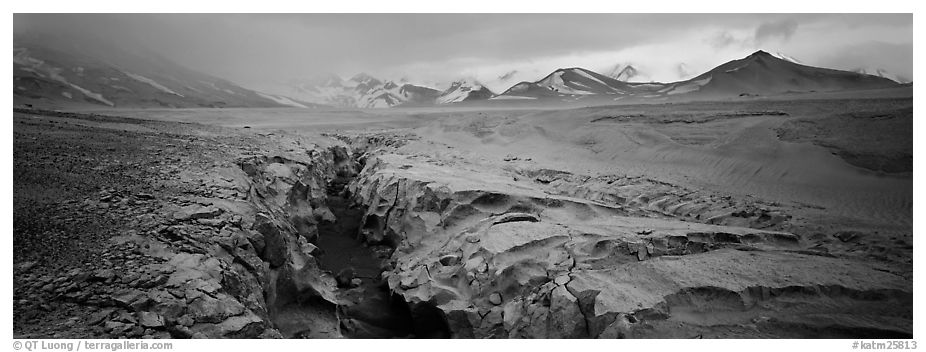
[491,50,902,101]
[13,33,311,109]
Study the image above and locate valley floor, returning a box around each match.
[12,96,913,338]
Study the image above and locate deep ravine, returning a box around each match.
[315,169,417,338]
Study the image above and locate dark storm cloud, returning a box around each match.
[233,14,708,65]
[13,13,913,86]
[754,19,799,43]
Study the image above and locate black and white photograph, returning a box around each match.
[7,4,920,348]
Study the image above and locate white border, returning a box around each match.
[5,0,923,13]
[4,3,921,352]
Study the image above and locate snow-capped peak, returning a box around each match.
[606,63,642,82]
[436,78,494,104]
[536,68,622,95]
[773,52,802,64]
[448,78,483,90]
[265,71,447,108]
[350,72,377,82]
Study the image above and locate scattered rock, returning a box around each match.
[135,193,155,200]
[168,325,194,338]
[88,308,117,325]
[174,205,224,221]
[439,254,461,266]
[137,311,165,328]
[16,261,38,272]
[116,311,138,324]
[112,290,145,308]
[186,295,246,324]
[135,274,169,289]
[91,269,116,282]
[336,268,355,288]
[103,321,128,334]
[489,292,503,305]
[176,315,195,327]
[635,242,648,261]
[126,325,146,338]
[212,312,264,337]
[834,231,863,243]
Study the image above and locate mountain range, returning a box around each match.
[13,33,907,109]
[258,74,494,109]
[13,33,311,109]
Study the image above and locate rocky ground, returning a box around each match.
[12,102,913,339]
[14,109,351,338]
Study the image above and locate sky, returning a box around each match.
[13,13,914,92]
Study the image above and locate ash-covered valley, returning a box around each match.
[12,13,914,340]
[13,95,912,339]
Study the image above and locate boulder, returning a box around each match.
[186,294,246,324]
[137,311,165,328]
[488,292,502,305]
[174,205,224,221]
[112,289,145,308]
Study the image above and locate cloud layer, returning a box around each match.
[755,19,799,44]
[14,13,913,89]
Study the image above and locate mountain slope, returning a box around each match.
[13,34,305,108]
[358,81,441,108]
[398,83,443,105]
[436,79,495,104]
[653,50,902,97]
[852,67,910,84]
[498,67,640,98]
[261,73,441,108]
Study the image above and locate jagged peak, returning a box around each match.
[553,67,596,74]
[611,64,640,81]
[448,77,486,88]
[350,72,379,83]
[534,67,605,85]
